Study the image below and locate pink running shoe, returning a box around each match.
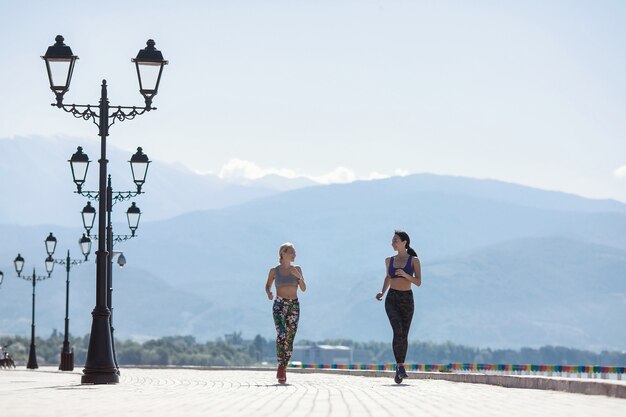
[277,364,286,384]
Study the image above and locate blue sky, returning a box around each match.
[1,0,625,200]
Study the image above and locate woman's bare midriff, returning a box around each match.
[276,287,299,299]
[390,279,412,291]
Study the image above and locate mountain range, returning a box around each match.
[0,136,625,352]
[0,136,309,226]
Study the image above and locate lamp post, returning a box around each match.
[43,35,166,384]
[51,233,92,371]
[73,158,146,374]
[106,248,127,370]
[14,233,58,369]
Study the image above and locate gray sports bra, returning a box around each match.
[275,266,299,288]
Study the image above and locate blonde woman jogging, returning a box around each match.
[265,242,306,384]
[376,230,422,384]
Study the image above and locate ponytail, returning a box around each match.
[406,245,418,257]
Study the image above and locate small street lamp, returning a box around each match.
[43,34,166,384]
[13,233,57,369]
[130,147,151,193]
[14,254,24,274]
[45,233,57,256]
[45,256,55,274]
[80,202,96,236]
[79,234,92,260]
[126,203,142,237]
[69,147,90,193]
[48,232,92,371]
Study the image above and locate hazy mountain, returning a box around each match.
[0,136,315,226]
[412,237,626,351]
[1,174,625,351]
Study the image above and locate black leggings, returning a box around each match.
[385,289,414,363]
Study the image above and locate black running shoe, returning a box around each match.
[394,368,403,384]
[398,365,409,379]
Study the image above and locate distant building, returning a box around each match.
[224,332,243,347]
[292,344,353,364]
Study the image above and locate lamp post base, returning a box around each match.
[81,370,120,384]
[81,307,119,384]
[26,345,38,370]
[59,351,74,371]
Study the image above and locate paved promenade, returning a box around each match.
[1,367,624,417]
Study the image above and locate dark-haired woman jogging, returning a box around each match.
[376,230,422,384]
[265,242,306,384]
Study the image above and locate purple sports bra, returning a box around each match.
[388,256,413,279]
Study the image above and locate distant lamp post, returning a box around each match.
[48,232,91,371]
[44,34,166,384]
[13,233,57,369]
[73,152,148,373]
[106,249,128,369]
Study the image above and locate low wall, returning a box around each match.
[287,367,626,398]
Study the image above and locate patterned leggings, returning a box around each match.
[385,289,414,363]
[273,297,300,366]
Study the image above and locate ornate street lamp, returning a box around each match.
[45,255,55,275]
[69,147,91,193]
[42,35,78,107]
[43,34,166,384]
[81,202,96,236]
[126,203,141,237]
[132,39,169,109]
[48,232,91,371]
[45,233,58,256]
[80,234,92,260]
[13,233,57,369]
[129,147,151,193]
[14,254,24,276]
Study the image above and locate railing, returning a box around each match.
[289,363,625,380]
